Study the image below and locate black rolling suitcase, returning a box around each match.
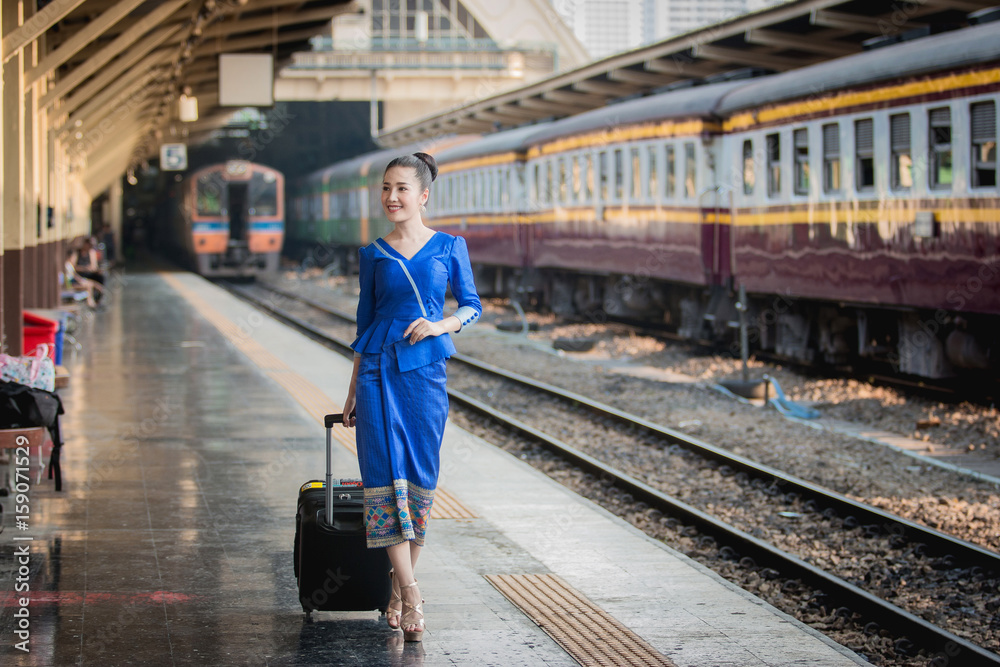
[293,413,392,614]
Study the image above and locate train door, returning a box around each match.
[228,183,249,242]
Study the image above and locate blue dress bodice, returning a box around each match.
[351,232,482,371]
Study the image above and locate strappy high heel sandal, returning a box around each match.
[386,569,402,630]
[399,581,425,642]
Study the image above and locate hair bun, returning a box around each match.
[413,152,438,182]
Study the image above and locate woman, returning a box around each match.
[343,152,481,642]
[72,237,105,285]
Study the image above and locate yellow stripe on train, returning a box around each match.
[725,67,1000,132]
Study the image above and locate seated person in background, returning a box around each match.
[72,237,105,285]
[62,249,101,308]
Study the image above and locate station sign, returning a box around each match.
[160,143,188,171]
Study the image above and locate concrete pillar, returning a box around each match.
[0,0,4,345]
[23,41,37,310]
[2,0,25,354]
[109,177,123,266]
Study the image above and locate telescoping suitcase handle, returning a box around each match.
[323,412,356,527]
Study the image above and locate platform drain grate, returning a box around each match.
[486,573,675,667]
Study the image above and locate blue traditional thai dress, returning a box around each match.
[351,231,481,548]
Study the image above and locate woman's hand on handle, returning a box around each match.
[343,354,361,428]
[342,393,357,428]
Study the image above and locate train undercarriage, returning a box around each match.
[476,264,996,383]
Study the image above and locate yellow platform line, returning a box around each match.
[486,573,676,666]
[161,272,475,520]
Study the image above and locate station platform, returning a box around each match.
[0,270,865,666]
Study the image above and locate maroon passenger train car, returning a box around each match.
[303,21,999,381]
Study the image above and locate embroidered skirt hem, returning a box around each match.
[364,481,435,548]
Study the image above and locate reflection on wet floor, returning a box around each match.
[0,275,429,666]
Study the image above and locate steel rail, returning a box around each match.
[253,281,1000,570]
[446,387,1000,667]
[224,281,1000,665]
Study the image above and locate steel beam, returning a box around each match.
[26,0,148,86]
[810,9,925,33]
[572,80,638,98]
[192,26,318,56]
[542,90,608,108]
[2,0,88,63]
[40,0,188,107]
[744,28,859,57]
[517,96,588,116]
[59,61,166,132]
[55,29,178,114]
[691,44,814,72]
[202,5,354,38]
[643,56,720,78]
[608,68,677,87]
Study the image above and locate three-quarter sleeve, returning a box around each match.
[352,246,376,354]
[447,236,482,331]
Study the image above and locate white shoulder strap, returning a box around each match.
[371,240,428,318]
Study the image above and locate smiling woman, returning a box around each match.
[341,151,481,643]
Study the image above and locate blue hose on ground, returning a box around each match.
[763,374,821,419]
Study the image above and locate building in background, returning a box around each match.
[276,0,588,132]
[557,0,790,58]
[555,0,645,59]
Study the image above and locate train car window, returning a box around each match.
[855,119,875,191]
[559,158,568,203]
[647,146,658,201]
[196,174,224,216]
[742,140,754,195]
[971,101,997,188]
[631,148,641,201]
[536,162,545,205]
[766,134,781,197]
[531,163,540,205]
[793,129,809,195]
[585,154,594,201]
[503,169,511,209]
[684,143,696,199]
[491,169,498,209]
[823,123,841,193]
[890,114,912,190]
[614,149,624,201]
[572,156,582,202]
[546,160,554,204]
[599,151,608,202]
[665,145,675,198]
[929,107,953,189]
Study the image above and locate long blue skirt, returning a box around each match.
[355,345,448,548]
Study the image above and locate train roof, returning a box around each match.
[306,137,477,184]
[717,21,1000,115]
[434,124,543,165]
[309,146,400,184]
[524,80,748,147]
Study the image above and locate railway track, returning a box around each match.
[603,315,999,407]
[222,280,1000,666]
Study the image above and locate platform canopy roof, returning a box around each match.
[7,0,357,193]
[378,0,1000,147]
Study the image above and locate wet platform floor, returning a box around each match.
[0,270,865,666]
